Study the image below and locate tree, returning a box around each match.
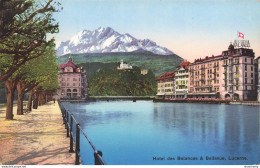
[0,0,60,82]
[15,42,58,115]
[0,0,32,40]
[4,41,58,119]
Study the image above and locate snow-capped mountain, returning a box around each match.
[56,27,174,56]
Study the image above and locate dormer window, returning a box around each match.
[65,66,73,72]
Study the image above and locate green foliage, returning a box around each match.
[19,41,59,91]
[0,0,60,81]
[77,62,118,77]
[89,66,157,96]
[58,52,183,77]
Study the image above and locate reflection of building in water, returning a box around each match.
[153,104,260,155]
[223,106,260,154]
[117,60,132,70]
[57,57,88,99]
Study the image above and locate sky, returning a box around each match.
[53,0,260,62]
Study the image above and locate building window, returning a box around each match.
[245,86,247,90]
[236,86,239,90]
[236,73,239,78]
[251,79,254,84]
[73,83,76,86]
[73,78,77,81]
[245,58,247,62]
[251,66,253,71]
[245,65,247,71]
[73,89,77,96]
[61,90,65,95]
[245,78,247,84]
[251,73,253,78]
[245,72,247,77]
[67,89,71,97]
[236,66,239,72]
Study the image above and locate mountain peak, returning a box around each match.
[56,27,174,56]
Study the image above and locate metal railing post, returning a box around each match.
[65,110,68,129]
[75,123,80,165]
[63,109,66,125]
[66,111,69,137]
[69,114,74,153]
[58,102,106,165]
[94,150,103,165]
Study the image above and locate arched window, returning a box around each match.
[225,94,230,99]
[67,89,71,97]
[233,93,239,101]
[73,89,77,96]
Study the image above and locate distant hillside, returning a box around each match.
[57,52,183,76]
[77,62,118,77]
[89,66,157,96]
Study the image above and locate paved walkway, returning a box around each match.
[0,102,75,165]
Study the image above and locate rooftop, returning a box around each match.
[155,72,175,81]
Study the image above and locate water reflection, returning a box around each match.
[63,101,260,165]
[153,103,260,160]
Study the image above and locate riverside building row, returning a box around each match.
[156,43,258,101]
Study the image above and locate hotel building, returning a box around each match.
[57,57,88,99]
[174,61,190,98]
[188,44,255,101]
[255,56,260,102]
[155,72,175,99]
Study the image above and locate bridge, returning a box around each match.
[89,96,155,101]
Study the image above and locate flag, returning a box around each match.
[238,32,244,39]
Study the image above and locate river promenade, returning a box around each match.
[0,102,74,165]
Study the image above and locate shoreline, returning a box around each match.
[0,102,75,165]
[59,98,260,106]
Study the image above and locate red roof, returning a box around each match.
[193,55,223,64]
[59,60,80,72]
[177,61,190,70]
[155,72,175,81]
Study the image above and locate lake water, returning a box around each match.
[62,101,260,165]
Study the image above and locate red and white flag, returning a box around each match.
[238,32,244,39]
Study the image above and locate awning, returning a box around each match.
[187,92,218,96]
